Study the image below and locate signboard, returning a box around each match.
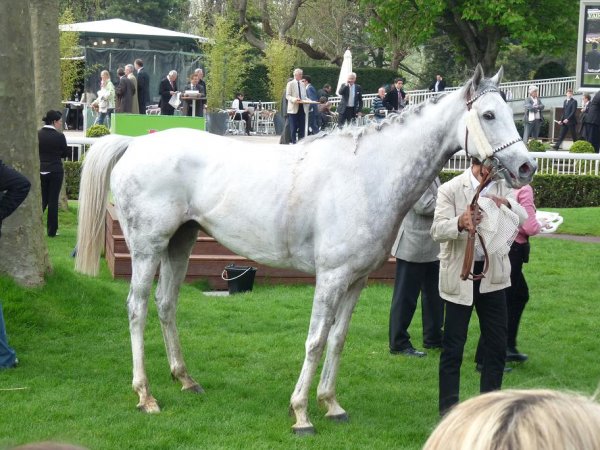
[111,114,205,137]
[577,0,600,91]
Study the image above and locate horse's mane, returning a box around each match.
[301,74,499,149]
[301,91,452,147]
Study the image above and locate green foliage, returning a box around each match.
[239,65,270,102]
[59,8,81,101]
[263,40,296,103]
[203,16,253,111]
[300,66,398,94]
[533,61,569,80]
[515,120,549,139]
[440,172,600,208]
[85,124,110,138]
[527,140,547,152]
[569,140,595,154]
[64,161,82,199]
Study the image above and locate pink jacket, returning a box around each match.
[514,185,541,244]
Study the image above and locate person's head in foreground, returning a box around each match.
[423,389,600,450]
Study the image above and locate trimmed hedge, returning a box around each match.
[64,161,82,200]
[440,171,599,208]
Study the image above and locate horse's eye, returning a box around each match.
[483,111,495,120]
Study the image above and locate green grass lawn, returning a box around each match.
[0,206,599,449]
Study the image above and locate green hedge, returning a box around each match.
[64,161,82,200]
[240,64,399,101]
[440,171,599,207]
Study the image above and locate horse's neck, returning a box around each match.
[366,93,465,238]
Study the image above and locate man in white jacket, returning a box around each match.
[431,158,527,416]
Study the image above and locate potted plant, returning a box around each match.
[203,17,252,135]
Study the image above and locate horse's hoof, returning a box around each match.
[292,426,316,436]
[137,403,161,414]
[326,412,349,423]
[183,384,205,394]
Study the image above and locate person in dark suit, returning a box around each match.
[0,160,30,369]
[384,78,408,112]
[135,59,150,114]
[302,75,319,134]
[38,110,69,237]
[183,72,203,117]
[429,74,446,92]
[194,68,207,117]
[317,84,332,99]
[115,67,135,113]
[578,93,591,137]
[389,178,444,358]
[337,72,363,127]
[159,70,178,116]
[582,91,600,152]
[553,89,578,150]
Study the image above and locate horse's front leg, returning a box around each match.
[290,274,347,435]
[128,252,162,413]
[155,222,203,394]
[317,276,367,421]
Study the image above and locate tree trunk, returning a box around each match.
[31,0,69,211]
[0,0,51,286]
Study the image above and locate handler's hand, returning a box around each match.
[458,207,482,232]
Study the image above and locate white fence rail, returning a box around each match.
[443,150,600,176]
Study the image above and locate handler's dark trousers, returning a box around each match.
[288,108,305,144]
[389,259,443,351]
[40,171,63,237]
[439,263,507,415]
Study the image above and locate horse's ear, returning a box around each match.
[490,66,504,86]
[472,64,485,91]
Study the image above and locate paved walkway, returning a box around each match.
[535,233,600,244]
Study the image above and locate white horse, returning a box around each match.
[75,66,536,434]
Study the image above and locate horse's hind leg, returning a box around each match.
[290,272,349,435]
[317,276,367,421]
[155,221,203,394]
[128,251,162,413]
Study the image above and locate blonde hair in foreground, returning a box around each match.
[423,389,600,450]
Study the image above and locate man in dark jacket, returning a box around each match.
[115,67,136,113]
[159,70,178,116]
[337,72,363,127]
[0,160,30,369]
[135,59,150,114]
[582,91,600,152]
[552,89,578,150]
[384,78,408,112]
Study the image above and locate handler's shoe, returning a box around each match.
[506,347,528,362]
[390,347,426,358]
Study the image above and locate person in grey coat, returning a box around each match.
[389,178,444,357]
[522,85,544,143]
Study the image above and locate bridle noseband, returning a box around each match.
[464,88,523,162]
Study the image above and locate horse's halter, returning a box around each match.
[464,88,522,180]
[460,87,521,282]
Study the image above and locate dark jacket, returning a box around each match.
[0,160,31,237]
[115,76,136,113]
[384,88,407,111]
[136,68,150,113]
[337,83,363,116]
[159,77,178,115]
[38,127,69,173]
[560,97,577,124]
[429,78,446,92]
[583,91,600,126]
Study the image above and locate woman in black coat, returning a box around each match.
[39,110,69,237]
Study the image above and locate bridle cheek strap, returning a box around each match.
[465,107,494,160]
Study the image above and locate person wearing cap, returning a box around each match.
[38,110,69,237]
[523,85,545,143]
[431,158,527,416]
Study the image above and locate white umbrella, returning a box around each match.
[336,49,353,95]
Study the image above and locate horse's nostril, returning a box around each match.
[519,162,537,179]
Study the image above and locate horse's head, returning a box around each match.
[460,65,537,188]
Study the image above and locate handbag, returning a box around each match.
[168,92,181,109]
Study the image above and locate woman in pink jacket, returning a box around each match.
[505,184,542,363]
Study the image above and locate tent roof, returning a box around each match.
[59,18,208,43]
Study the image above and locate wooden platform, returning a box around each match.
[105,204,396,289]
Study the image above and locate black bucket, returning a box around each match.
[221,264,257,294]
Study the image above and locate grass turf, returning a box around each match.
[0,205,598,449]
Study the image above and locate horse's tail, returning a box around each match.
[75,134,133,276]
